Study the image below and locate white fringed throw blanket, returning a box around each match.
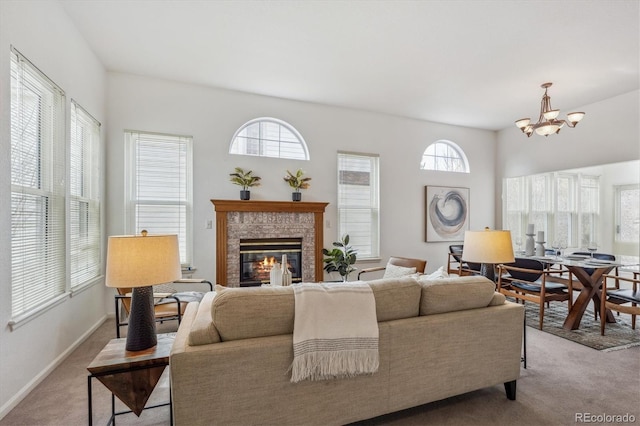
[290,282,379,383]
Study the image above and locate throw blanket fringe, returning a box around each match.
[291,282,379,383]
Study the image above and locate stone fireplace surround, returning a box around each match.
[211,200,328,286]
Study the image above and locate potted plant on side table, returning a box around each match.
[283,169,311,201]
[229,167,261,200]
[322,234,358,282]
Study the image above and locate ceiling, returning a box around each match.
[59,0,639,131]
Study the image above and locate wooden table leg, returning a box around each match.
[563,266,615,330]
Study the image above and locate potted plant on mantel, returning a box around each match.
[229,167,261,200]
[322,234,357,282]
[283,169,311,201]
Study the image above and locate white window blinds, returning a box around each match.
[70,100,101,288]
[337,152,380,259]
[11,48,66,318]
[125,131,192,266]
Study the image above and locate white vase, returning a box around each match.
[270,262,282,286]
[281,254,292,286]
[525,234,535,256]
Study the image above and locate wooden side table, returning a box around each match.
[87,333,175,425]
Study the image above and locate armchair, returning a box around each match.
[357,256,426,280]
[115,278,212,338]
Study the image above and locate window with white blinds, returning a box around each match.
[229,117,309,160]
[125,131,192,266]
[10,48,66,319]
[503,172,600,249]
[337,152,380,259]
[70,100,101,289]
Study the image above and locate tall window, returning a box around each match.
[337,152,380,259]
[579,175,600,247]
[420,140,469,173]
[529,174,552,239]
[70,100,101,289]
[125,131,192,266]
[503,172,600,248]
[229,117,309,160]
[10,48,66,319]
[615,184,640,243]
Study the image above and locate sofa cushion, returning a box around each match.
[188,292,221,346]
[212,285,295,341]
[418,276,496,315]
[367,277,421,321]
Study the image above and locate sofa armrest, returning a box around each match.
[171,301,200,357]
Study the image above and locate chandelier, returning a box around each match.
[515,82,585,137]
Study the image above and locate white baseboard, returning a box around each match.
[0,315,108,420]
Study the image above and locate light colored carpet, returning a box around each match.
[1,317,639,426]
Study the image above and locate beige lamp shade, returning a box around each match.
[462,229,515,264]
[105,233,182,288]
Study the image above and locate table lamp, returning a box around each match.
[462,228,515,282]
[106,231,182,351]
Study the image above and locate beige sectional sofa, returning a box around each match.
[170,275,524,425]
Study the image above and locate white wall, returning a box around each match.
[106,72,497,284]
[495,90,640,227]
[0,0,107,417]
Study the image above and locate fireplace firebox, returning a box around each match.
[239,238,302,286]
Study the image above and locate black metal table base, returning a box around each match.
[88,374,172,426]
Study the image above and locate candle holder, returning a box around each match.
[525,233,535,256]
[535,240,546,257]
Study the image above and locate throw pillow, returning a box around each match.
[383,263,417,279]
[424,266,449,280]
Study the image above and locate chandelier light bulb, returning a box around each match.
[567,112,585,125]
[515,118,531,129]
[543,109,560,120]
[515,83,585,137]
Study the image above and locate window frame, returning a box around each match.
[503,172,601,250]
[337,151,380,260]
[10,47,67,324]
[229,117,309,160]
[124,130,193,267]
[69,100,102,291]
[420,140,470,173]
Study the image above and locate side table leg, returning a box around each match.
[87,375,93,426]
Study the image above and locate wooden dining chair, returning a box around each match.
[497,258,572,330]
[600,274,640,335]
[447,244,482,276]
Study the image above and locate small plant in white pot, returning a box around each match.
[229,167,261,200]
[283,169,311,201]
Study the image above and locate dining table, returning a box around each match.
[520,254,633,330]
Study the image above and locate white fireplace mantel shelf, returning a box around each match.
[211,199,329,286]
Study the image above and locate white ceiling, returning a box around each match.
[59,0,639,131]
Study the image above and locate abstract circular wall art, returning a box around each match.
[425,186,469,242]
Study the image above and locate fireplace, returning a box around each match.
[211,200,329,286]
[239,238,302,286]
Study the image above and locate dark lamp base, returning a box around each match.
[480,263,496,283]
[126,286,157,351]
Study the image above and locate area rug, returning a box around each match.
[520,301,640,351]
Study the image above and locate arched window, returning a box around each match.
[229,117,309,160]
[420,140,469,173]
